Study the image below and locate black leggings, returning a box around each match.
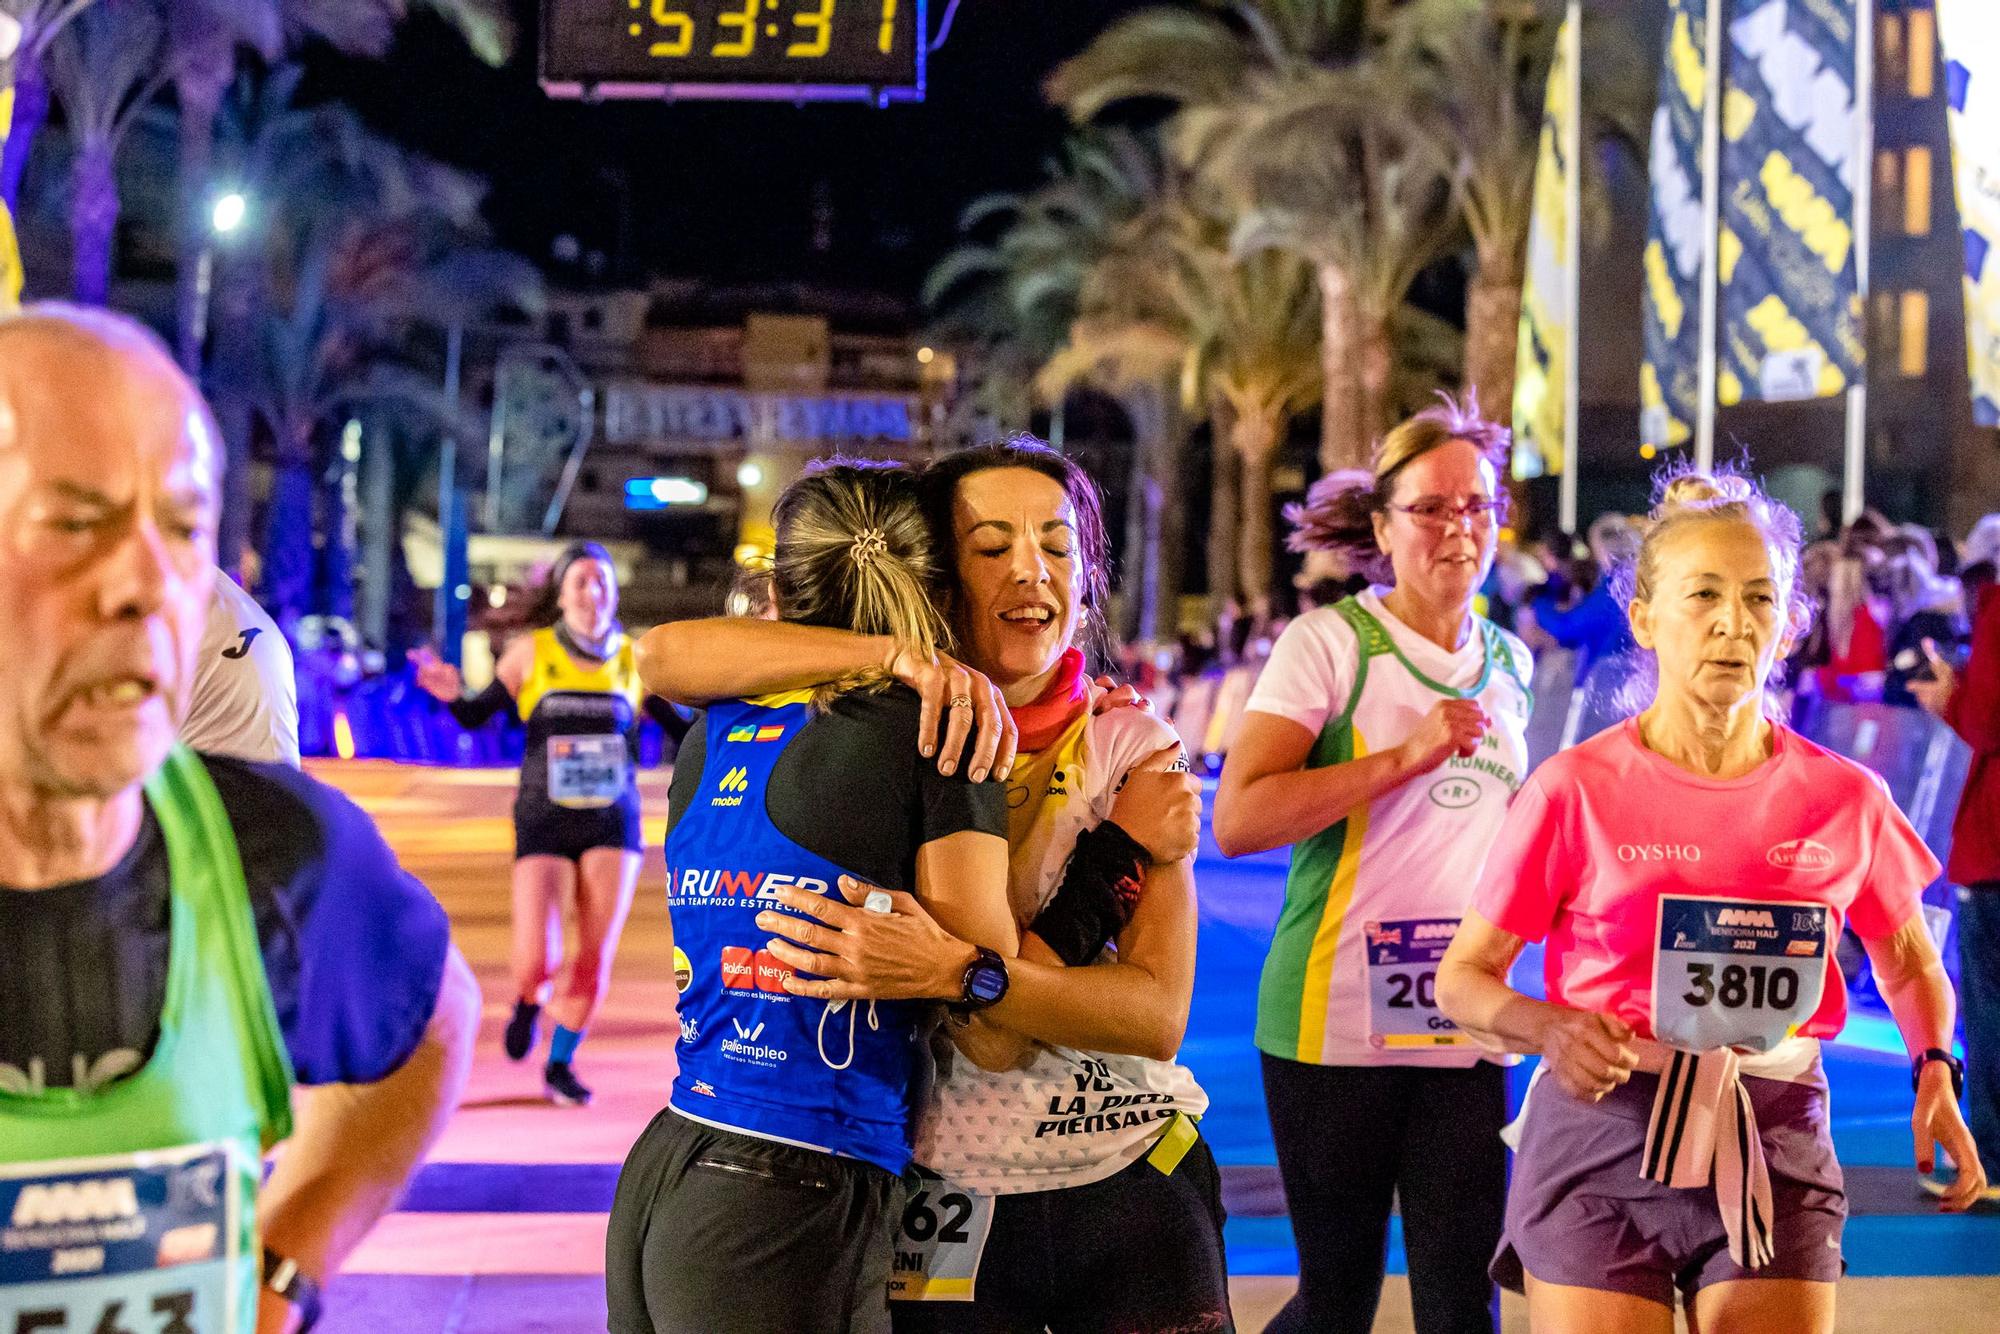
[890,1139,1232,1334]
[1259,1054,1507,1334]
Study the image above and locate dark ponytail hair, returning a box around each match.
[921,435,1113,663]
[531,540,618,627]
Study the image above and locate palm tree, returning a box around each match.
[1051,0,1447,474]
[42,0,170,303]
[168,0,515,370]
[0,0,95,211]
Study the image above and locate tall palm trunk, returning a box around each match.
[1232,406,1283,630]
[174,53,231,372]
[319,441,356,621]
[1120,386,1162,646]
[0,51,48,211]
[262,433,316,621]
[1317,261,1372,472]
[1206,400,1239,624]
[69,137,117,304]
[1152,401,1188,647]
[1465,249,1525,421]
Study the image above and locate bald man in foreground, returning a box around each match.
[0,304,479,1333]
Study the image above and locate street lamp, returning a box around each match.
[211,191,247,236]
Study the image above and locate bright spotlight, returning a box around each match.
[211,192,248,235]
[737,461,764,489]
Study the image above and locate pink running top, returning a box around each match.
[1473,717,1938,1041]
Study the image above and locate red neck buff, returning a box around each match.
[1008,647,1089,753]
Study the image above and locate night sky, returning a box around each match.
[308,1,1157,313]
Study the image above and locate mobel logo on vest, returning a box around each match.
[712,766,750,807]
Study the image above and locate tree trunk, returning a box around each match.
[1207,400,1239,623]
[1152,397,1189,647]
[359,420,396,648]
[69,138,117,305]
[1120,383,1164,646]
[209,236,261,577]
[215,397,255,580]
[1358,300,1393,454]
[1233,408,1282,631]
[1317,261,1373,473]
[173,58,229,373]
[262,445,316,622]
[0,50,48,212]
[320,429,358,622]
[1465,254,1525,425]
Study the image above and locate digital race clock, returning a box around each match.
[541,0,926,102]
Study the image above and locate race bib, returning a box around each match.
[547,735,626,809]
[886,1168,994,1303]
[1364,917,1471,1050]
[1651,896,1830,1053]
[1,1144,241,1334]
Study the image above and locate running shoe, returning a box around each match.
[544,1060,593,1107]
[504,999,541,1061]
[1918,1171,2000,1205]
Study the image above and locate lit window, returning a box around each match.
[1905,147,1932,236]
[1908,10,1935,100]
[1899,291,1929,378]
[1878,15,1905,92]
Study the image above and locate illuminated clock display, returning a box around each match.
[541,0,924,99]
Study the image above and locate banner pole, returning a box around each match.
[1844,0,1876,525]
[1695,0,1726,472]
[1561,0,1584,533]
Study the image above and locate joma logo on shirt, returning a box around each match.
[1767,839,1836,871]
[1714,909,1777,929]
[1616,843,1702,863]
[11,1178,139,1227]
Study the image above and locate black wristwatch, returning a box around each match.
[954,946,1010,1012]
[263,1248,324,1332]
[1911,1047,1965,1099]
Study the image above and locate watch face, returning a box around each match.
[967,961,1008,1005]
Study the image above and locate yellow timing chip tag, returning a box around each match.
[1145,1111,1199,1176]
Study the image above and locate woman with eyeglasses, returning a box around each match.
[1214,396,1534,1334]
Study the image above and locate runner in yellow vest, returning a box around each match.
[0,305,478,1334]
[1216,397,1531,1334]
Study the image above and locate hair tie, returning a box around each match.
[849,528,889,566]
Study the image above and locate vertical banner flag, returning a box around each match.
[1641,0,1710,450]
[1512,12,1574,480]
[1716,0,1863,406]
[1937,0,2000,425]
[0,13,24,312]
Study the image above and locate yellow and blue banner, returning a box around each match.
[1640,0,1710,450]
[1715,0,1863,405]
[1511,12,1575,480]
[0,80,21,313]
[1937,0,2000,425]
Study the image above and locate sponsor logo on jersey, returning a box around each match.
[691,1080,716,1096]
[10,1177,139,1227]
[673,946,692,992]
[670,868,830,904]
[727,723,786,743]
[712,766,750,807]
[679,1016,699,1044]
[721,1016,788,1065]
[1766,838,1837,871]
[1428,776,1481,810]
[720,945,793,995]
[1616,843,1703,863]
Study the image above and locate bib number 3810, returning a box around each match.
[1651,896,1830,1053]
[887,1169,994,1303]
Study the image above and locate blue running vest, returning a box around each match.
[665,696,923,1175]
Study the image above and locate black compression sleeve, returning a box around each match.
[1029,821,1151,968]
[445,678,513,729]
[645,695,694,743]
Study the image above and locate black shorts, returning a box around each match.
[890,1138,1232,1334]
[513,795,640,862]
[607,1108,904,1334]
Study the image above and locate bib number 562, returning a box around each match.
[901,1188,973,1245]
[14,1292,197,1334]
[1681,962,1800,1010]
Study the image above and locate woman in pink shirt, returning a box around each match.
[1438,469,1986,1334]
